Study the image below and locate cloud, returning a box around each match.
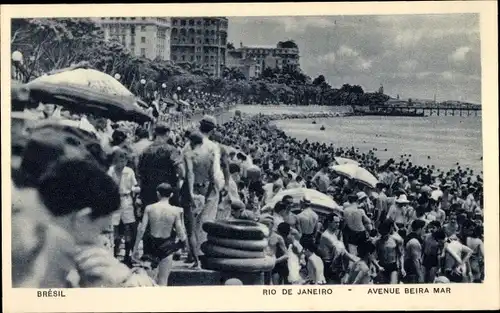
[276,17,336,33]
[399,60,419,72]
[450,46,471,62]
[228,14,481,102]
[337,45,359,57]
[318,52,336,64]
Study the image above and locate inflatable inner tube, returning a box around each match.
[202,256,276,273]
[203,220,269,240]
[201,242,266,259]
[207,235,268,251]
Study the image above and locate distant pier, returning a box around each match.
[370,106,481,117]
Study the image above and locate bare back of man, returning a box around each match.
[134,200,186,286]
[183,135,222,268]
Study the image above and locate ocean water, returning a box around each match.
[273,116,483,174]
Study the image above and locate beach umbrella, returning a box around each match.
[330,163,378,189]
[26,67,153,123]
[333,156,359,166]
[261,188,342,216]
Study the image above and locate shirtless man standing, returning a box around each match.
[343,194,373,256]
[133,183,187,286]
[183,117,224,269]
[403,220,426,283]
[375,220,405,284]
[318,214,359,284]
[295,197,319,243]
[261,216,288,285]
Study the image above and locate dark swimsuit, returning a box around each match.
[142,228,183,268]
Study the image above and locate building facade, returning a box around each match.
[227,50,261,79]
[229,41,300,74]
[96,17,171,61]
[170,17,228,77]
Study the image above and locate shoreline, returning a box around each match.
[236,111,483,180]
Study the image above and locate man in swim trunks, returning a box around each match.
[343,193,373,256]
[423,226,446,283]
[261,216,289,285]
[295,197,319,244]
[403,219,426,283]
[133,183,187,285]
[375,220,405,284]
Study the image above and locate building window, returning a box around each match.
[173,55,177,61]
[141,37,146,43]
[189,19,194,26]
[141,48,146,57]
[141,25,146,31]
[197,20,202,25]
[181,20,186,26]
[190,55,194,61]
[181,55,186,61]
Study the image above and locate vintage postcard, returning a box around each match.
[1,1,499,312]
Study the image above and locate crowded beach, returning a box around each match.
[11,67,484,288]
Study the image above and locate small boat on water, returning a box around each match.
[312,120,317,124]
[320,125,326,131]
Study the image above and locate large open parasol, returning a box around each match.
[333,156,359,166]
[25,66,153,123]
[330,163,378,189]
[261,188,343,216]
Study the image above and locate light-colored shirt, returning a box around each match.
[107,166,137,195]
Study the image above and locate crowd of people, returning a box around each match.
[12,102,484,288]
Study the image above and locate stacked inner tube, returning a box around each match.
[201,220,275,273]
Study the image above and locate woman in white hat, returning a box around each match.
[387,194,410,232]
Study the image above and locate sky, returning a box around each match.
[228,14,481,104]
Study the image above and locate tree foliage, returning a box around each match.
[11,18,391,107]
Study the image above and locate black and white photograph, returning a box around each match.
[3,2,499,311]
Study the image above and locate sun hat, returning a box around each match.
[395,194,410,204]
[356,191,368,201]
[420,185,432,194]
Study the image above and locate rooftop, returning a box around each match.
[242,45,277,50]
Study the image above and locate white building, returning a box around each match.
[95,17,171,61]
